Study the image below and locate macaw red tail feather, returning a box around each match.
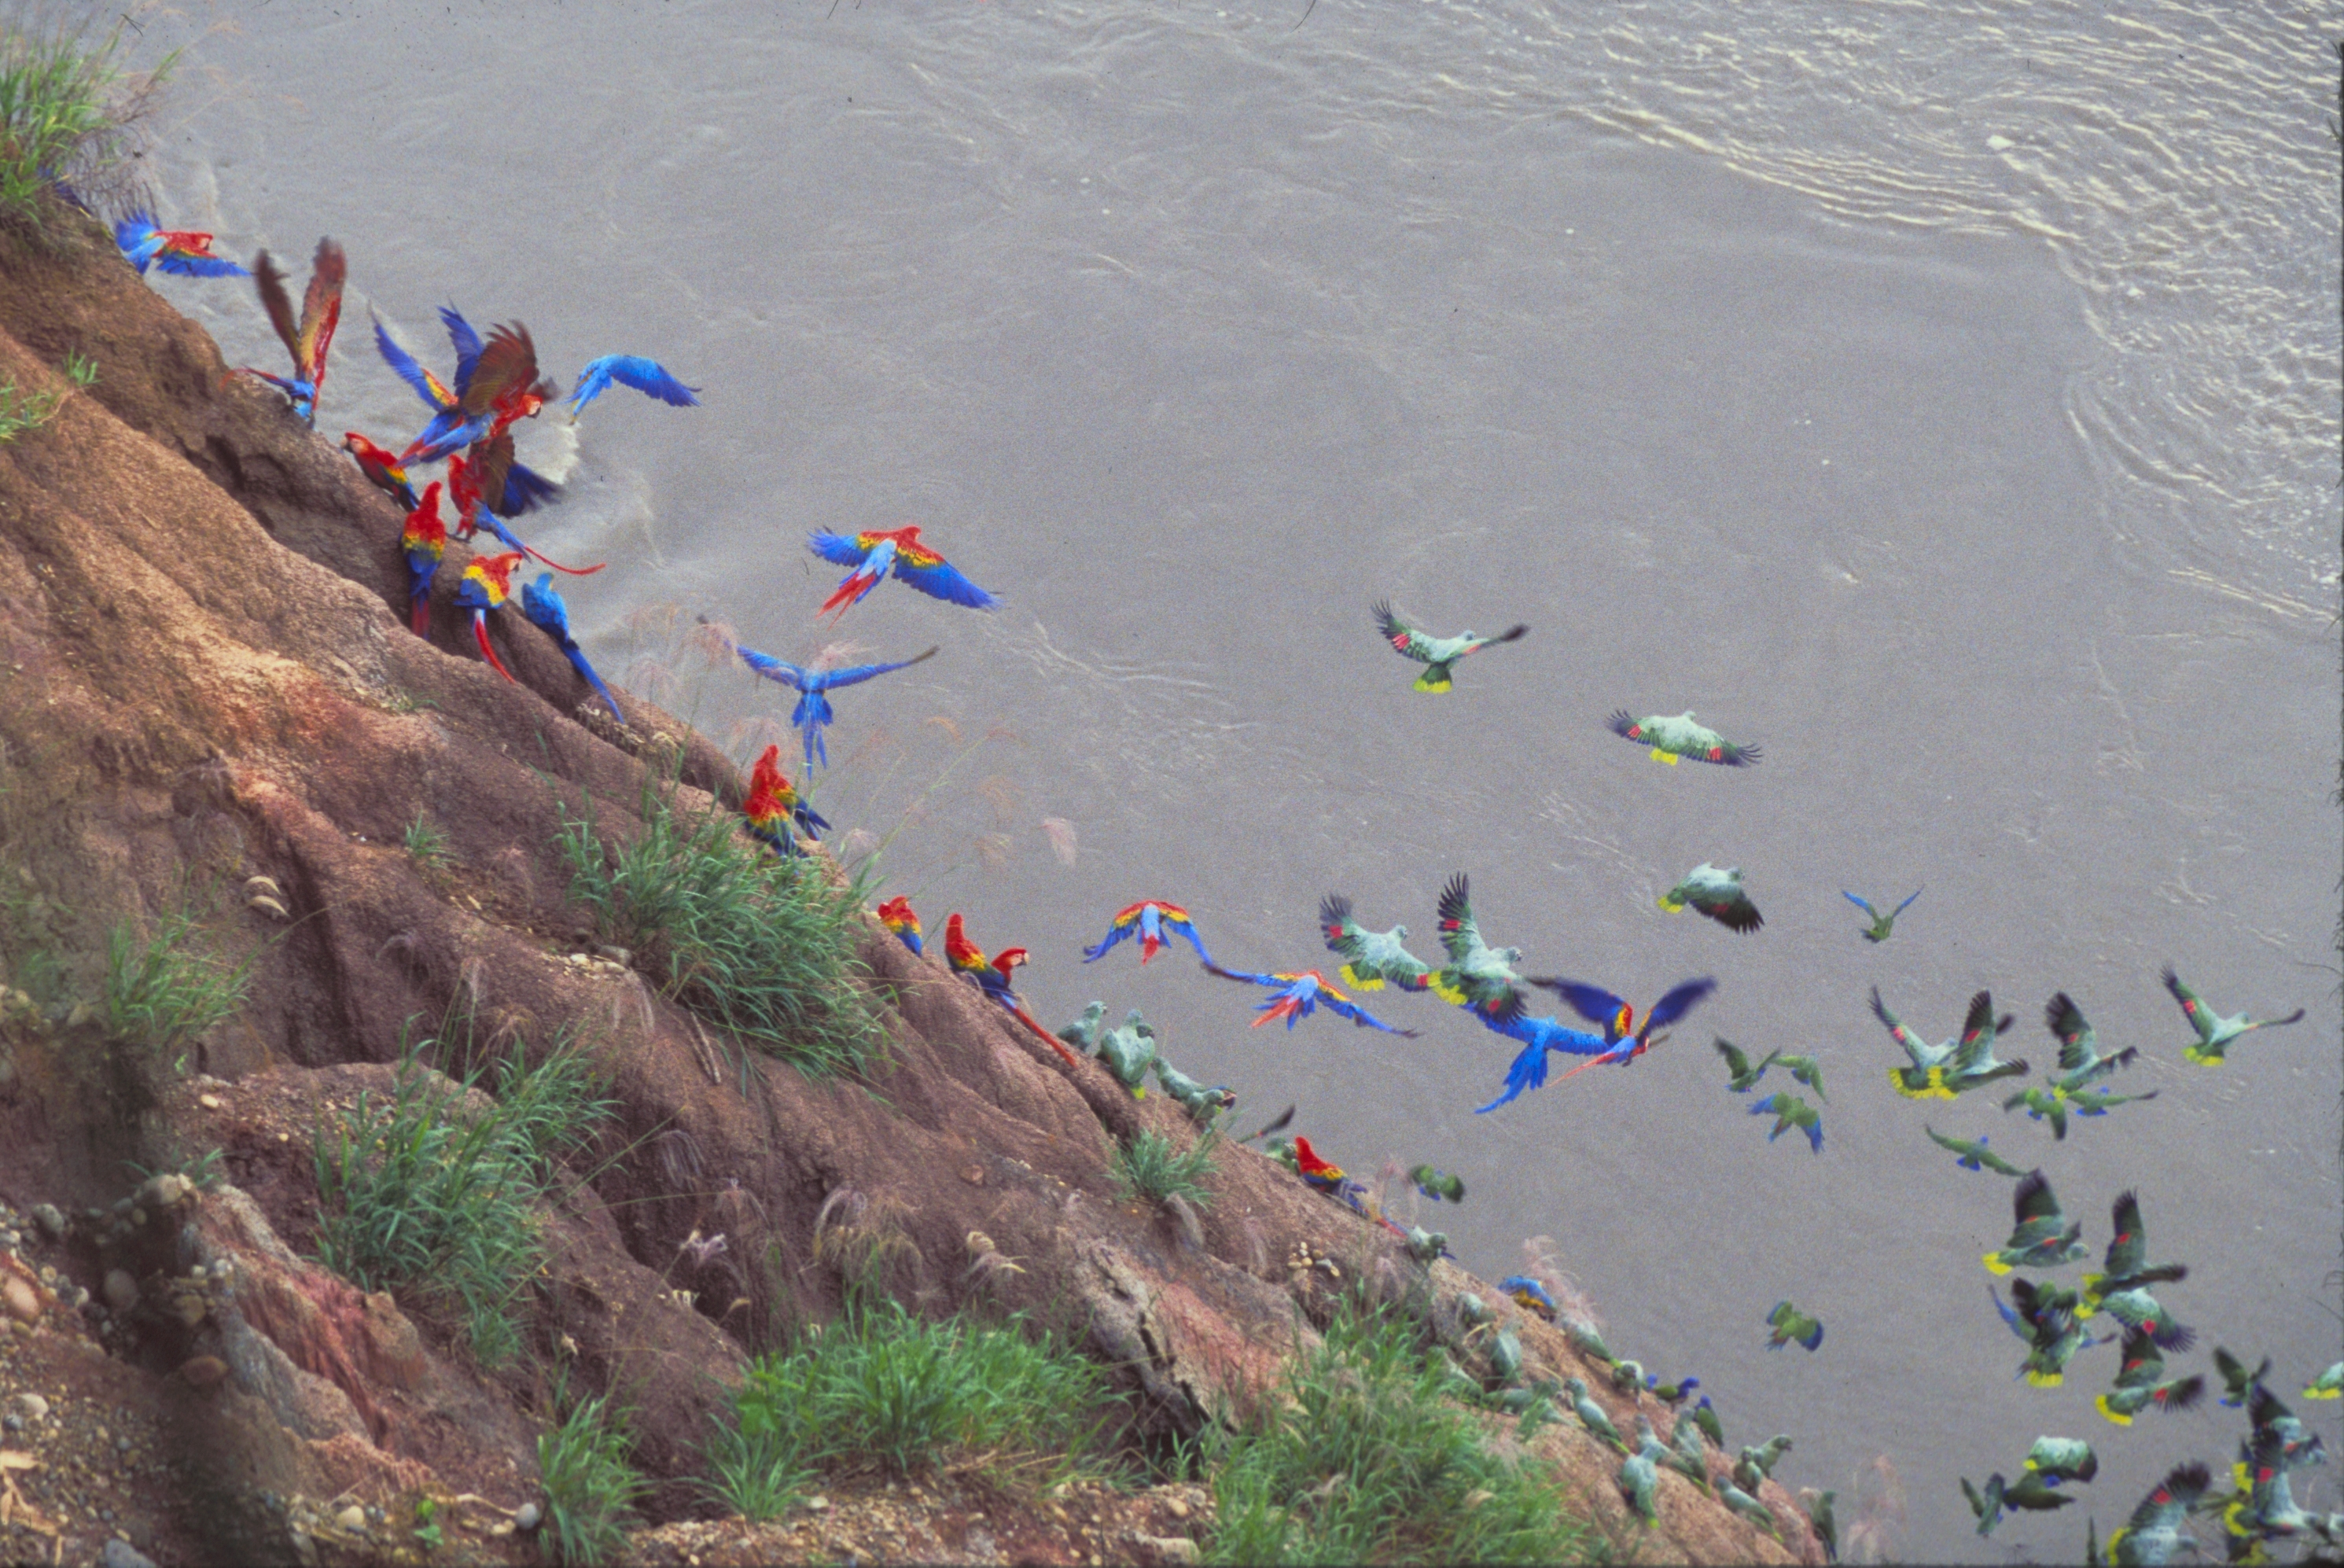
[472,612,515,681]
[820,572,875,620]
[1253,996,1304,1029]
[1009,1005,1083,1069]
[524,543,607,576]
[410,598,431,637]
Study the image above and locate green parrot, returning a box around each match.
[2245,1382,2324,1473]
[1608,1357,1647,1394]
[1403,1226,1449,1264]
[1714,1036,1779,1091]
[2097,1325,2206,1426]
[1319,893,1440,992]
[1775,1054,1826,1101]
[2081,1194,2191,1352]
[1150,1058,1236,1121]
[1408,1164,1466,1204]
[1797,1489,1838,1564]
[1992,1278,2099,1387]
[1566,1318,1615,1364]
[1608,709,1761,767]
[1966,1469,2077,1536]
[1489,1329,1524,1385]
[1842,887,1921,942]
[1659,862,1763,933]
[1091,1008,1159,1095]
[2044,992,2143,1095]
[1765,1300,1824,1352]
[2161,965,2305,1066]
[2306,1362,2342,1401]
[1984,1169,2089,1274]
[1054,1000,1107,1054]
[1562,1377,1628,1453]
[1620,1418,1663,1524]
[1734,1435,1793,1494]
[2026,1436,2100,1485]
[1429,872,1529,1012]
[1716,1478,1779,1536]
[1691,1395,1724,1451]
[2222,1426,2339,1551]
[1960,1474,2011,1537]
[2213,1346,2273,1408]
[1926,1124,2027,1176]
[1873,987,2018,1099]
[1750,1091,1823,1154]
[1373,600,1527,693]
[1663,1410,1713,1488]
[2107,1461,2210,1566]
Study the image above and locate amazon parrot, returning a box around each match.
[2106,1462,2210,1566]
[1430,872,1530,1014]
[1984,1170,2088,1274]
[1765,1301,1823,1353]
[1991,1279,2099,1387]
[1734,1435,1793,1495]
[2081,1191,2191,1338]
[2096,1325,2206,1426]
[1562,1377,1627,1453]
[1091,1008,1159,1095]
[1925,1126,2026,1176]
[1875,987,2022,1100]
[1609,709,1761,767]
[1659,863,1763,933]
[1843,887,1920,942]
[2161,964,2305,1065]
[2026,1436,2099,1485]
[807,525,1000,620]
[1371,599,1527,692]
[1620,1420,1662,1523]
[1319,893,1436,991]
[1151,1058,1236,1121]
[2214,1347,2274,1408]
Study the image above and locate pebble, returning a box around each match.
[180,1355,228,1389]
[197,1093,224,1110]
[14,1393,49,1421]
[103,1270,139,1313]
[804,1496,830,1512]
[31,1204,62,1239]
[335,1504,366,1531]
[101,1540,158,1568]
[2,1274,38,1323]
[513,1501,543,1532]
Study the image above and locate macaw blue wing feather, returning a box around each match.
[519,574,624,725]
[736,643,813,689]
[1477,1036,1554,1113]
[373,313,455,410]
[492,459,561,517]
[1319,991,1418,1036]
[568,354,703,415]
[1643,977,1718,1036]
[1547,981,1630,1035]
[155,250,247,278]
[893,554,1003,610]
[440,306,484,397]
[807,531,873,569]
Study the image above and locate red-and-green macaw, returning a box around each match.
[372,309,561,514]
[741,744,828,857]
[730,637,940,769]
[343,431,419,510]
[1084,900,1213,966]
[241,237,345,425]
[1529,975,1717,1080]
[451,550,524,680]
[875,896,922,955]
[519,573,624,725]
[1200,962,1419,1036]
[398,319,556,466]
[114,212,247,278]
[944,912,1081,1067]
[399,481,445,636]
[566,355,701,418]
[1371,600,1527,692]
[447,440,603,576]
[807,525,1002,620]
[1318,893,1436,992]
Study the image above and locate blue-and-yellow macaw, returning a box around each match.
[1200,962,1419,1036]
[114,212,247,278]
[566,355,701,418]
[741,743,828,857]
[730,637,939,769]
[1084,900,1213,966]
[807,525,1001,620]
[1497,1275,1558,1322]
[875,896,922,955]
[1529,975,1717,1081]
[241,238,344,425]
[519,573,624,725]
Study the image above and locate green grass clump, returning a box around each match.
[538,1388,646,1567]
[557,779,882,1080]
[0,352,92,444]
[0,14,171,229]
[102,907,252,1064]
[1110,1127,1217,1209]
[1204,1299,1595,1566]
[311,1024,613,1366]
[705,1297,1126,1513]
[403,810,451,870]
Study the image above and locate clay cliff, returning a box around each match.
[0,211,1823,1566]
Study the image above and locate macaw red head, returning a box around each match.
[991,947,1028,985]
[465,551,524,599]
[403,483,444,547]
[1290,1135,1341,1180]
[875,896,918,932]
[943,912,983,969]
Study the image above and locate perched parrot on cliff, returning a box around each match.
[1691,1397,1725,1451]
[1151,1058,1236,1121]
[1288,1135,1352,1196]
[1084,899,1214,967]
[1088,1009,1158,1095]
[343,431,420,510]
[1470,999,1610,1113]
[2106,1462,2210,1566]
[1765,1301,1823,1353]
[1200,962,1419,1036]
[1668,1406,1714,1485]
[1875,988,2022,1100]
[730,635,939,769]
[1749,1091,1823,1154]
[399,482,445,636]
[373,310,561,515]
[1991,1278,2099,1387]
[944,913,1081,1067]
[1317,893,1437,992]
[1497,1275,1558,1322]
[1608,710,1761,767]
[1985,1170,2088,1275]
[114,212,247,277]
[520,573,624,725]
[399,320,556,466]
[1370,600,1528,693]
[1658,863,1764,933]
[1645,1373,1700,1408]
[1842,887,1921,943]
[874,896,922,955]
[241,237,344,425]
[1733,1436,1794,1497]
[1715,1479,1779,1536]
[565,355,701,418]
[447,437,602,576]
[1714,1037,1780,1092]
[451,550,524,681]
[1619,1421,1663,1523]
[1430,872,1529,1014]
[807,525,1001,620]
[1562,1378,1628,1454]
[741,744,828,858]
[1529,974,1717,1081]
[2160,965,2305,1066]
[1926,1126,2026,1176]
[2097,1325,2206,1426]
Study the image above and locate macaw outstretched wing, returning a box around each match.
[568,355,702,415]
[807,530,875,569]
[1841,891,1880,920]
[252,251,304,366]
[1642,977,1717,1038]
[735,643,813,691]
[1537,979,1630,1040]
[373,312,457,411]
[1316,989,1419,1037]
[1476,1038,1552,1114]
[440,306,485,396]
[890,544,1002,610]
[817,648,943,690]
[1201,960,1284,989]
[295,238,346,382]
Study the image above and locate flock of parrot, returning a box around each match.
[120,204,2335,1565]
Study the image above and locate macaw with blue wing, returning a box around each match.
[807,525,1002,620]
[730,637,939,768]
[1201,961,1419,1036]
[115,212,247,277]
[944,912,1083,1068]
[875,896,922,956]
[447,440,603,576]
[397,319,557,466]
[1527,975,1717,1081]
[1471,998,1610,1113]
[451,550,524,681]
[520,573,624,725]
[567,355,701,418]
[343,432,420,511]
[241,238,345,425]
[399,482,445,636]
[1498,1275,1559,1323]
[741,743,828,857]
[373,310,562,514]
[1084,900,1214,966]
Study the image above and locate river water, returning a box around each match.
[139,0,2340,1558]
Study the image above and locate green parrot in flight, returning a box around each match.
[1372,600,1527,692]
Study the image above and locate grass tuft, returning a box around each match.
[538,1387,646,1567]
[102,906,251,1065]
[557,778,883,1080]
[1110,1128,1217,1210]
[403,810,451,871]
[1204,1297,1595,1566]
[0,10,174,230]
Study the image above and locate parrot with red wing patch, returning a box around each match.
[344,431,420,511]
[1084,899,1214,967]
[1370,600,1526,693]
[375,310,561,514]
[451,550,524,681]
[399,481,445,636]
[741,745,828,858]
[448,440,603,576]
[807,525,1002,620]
[241,237,345,425]
[1318,893,1435,992]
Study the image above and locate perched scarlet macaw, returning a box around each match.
[807,525,1002,620]
[400,482,446,636]
[115,212,247,278]
[945,912,1082,1067]
[741,744,829,858]
[343,431,419,510]
[399,321,556,466]
[1290,1135,1347,1194]
[1201,963,1419,1036]
[451,550,524,680]
[373,309,561,515]
[447,442,603,576]
[875,896,922,956]
[1083,900,1214,966]
[567,355,701,418]
[241,237,345,425]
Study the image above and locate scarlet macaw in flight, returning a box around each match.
[451,550,524,681]
[115,212,247,278]
[520,574,624,726]
[730,638,940,769]
[398,320,556,466]
[372,310,561,515]
[566,355,701,418]
[447,440,603,576]
[1084,900,1214,966]
[944,913,1082,1068]
[400,482,445,636]
[874,896,922,956]
[741,745,828,858]
[343,432,420,510]
[1200,962,1419,1036]
[241,237,345,425]
[807,526,1002,620]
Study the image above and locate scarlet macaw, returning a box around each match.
[114,212,247,278]
[1528,975,1717,1082]
[372,311,561,514]
[447,442,603,576]
[399,321,556,466]
[807,525,1002,620]
[451,550,524,681]
[343,432,420,510]
[400,482,445,636]
[241,237,345,425]
[730,638,940,769]
[741,745,828,858]
[1289,1134,1349,1194]
[874,896,922,956]
[519,573,624,725]
[1200,962,1418,1036]
[944,912,1081,1068]
[1084,900,1213,966]
[566,355,701,418]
